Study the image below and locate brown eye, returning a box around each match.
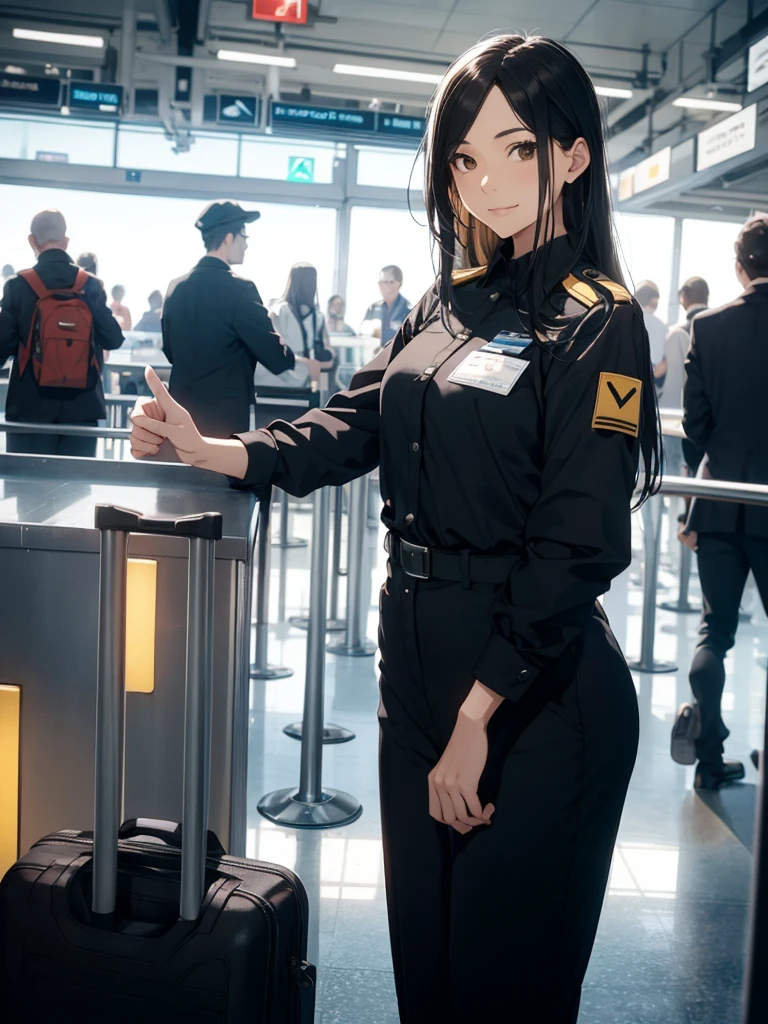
[509,141,537,162]
[452,153,476,174]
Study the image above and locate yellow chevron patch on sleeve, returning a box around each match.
[592,371,642,437]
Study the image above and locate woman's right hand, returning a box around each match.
[129,367,248,478]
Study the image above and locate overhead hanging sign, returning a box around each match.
[617,168,634,201]
[378,114,426,141]
[0,72,60,107]
[251,0,307,24]
[271,100,376,134]
[218,94,258,125]
[697,104,757,172]
[633,147,671,194]
[748,34,768,92]
[68,82,123,114]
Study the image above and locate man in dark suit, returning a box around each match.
[0,208,124,457]
[162,200,295,438]
[680,213,768,790]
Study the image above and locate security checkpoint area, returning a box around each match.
[1,2,768,1023]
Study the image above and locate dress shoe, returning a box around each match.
[694,759,745,790]
[751,750,761,771]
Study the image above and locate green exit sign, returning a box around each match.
[287,156,315,183]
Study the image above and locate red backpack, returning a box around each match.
[17,268,98,390]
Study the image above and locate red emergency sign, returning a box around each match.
[251,0,307,24]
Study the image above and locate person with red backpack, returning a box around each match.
[0,208,124,456]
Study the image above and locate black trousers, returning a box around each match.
[5,424,98,458]
[691,530,768,765]
[377,564,639,1024]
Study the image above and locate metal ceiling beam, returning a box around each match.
[713,7,768,75]
[153,0,174,48]
[196,0,212,45]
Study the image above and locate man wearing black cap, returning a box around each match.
[161,199,295,437]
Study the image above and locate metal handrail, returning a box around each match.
[632,473,768,1024]
[0,421,130,438]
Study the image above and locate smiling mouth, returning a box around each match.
[487,204,519,214]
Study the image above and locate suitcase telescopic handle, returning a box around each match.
[92,503,221,923]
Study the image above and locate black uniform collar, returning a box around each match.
[36,248,74,266]
[487,233,578,293]
[196,255,232,271]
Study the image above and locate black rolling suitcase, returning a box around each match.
[0,504,316,1024]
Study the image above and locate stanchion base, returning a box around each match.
[627,659,678,674]
[659,601,701,614]
[327,638,377,657]
[273,537,308,549]
[288,615,346,633]
[283,721,355,744]
[258,787,363,829]
[250,664,295,680]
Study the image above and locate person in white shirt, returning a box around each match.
[634,280,667,369]
[268,263,335,383]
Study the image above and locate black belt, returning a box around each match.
[385,532,518,584]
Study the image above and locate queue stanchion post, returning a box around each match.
[289,484,346,634]
[628,493,678,674]
[328,473,377,658]
[742,668,768,1024]
[259,485,362,828]
[659,537,701,614]
[274,488,308,550]
[250,491,293,680]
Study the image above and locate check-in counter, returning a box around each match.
[0,452,257,867]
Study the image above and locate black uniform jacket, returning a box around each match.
[0,249,124,423]
[684,281,768,536]
[232,235,648,703]
[162,256,295,438]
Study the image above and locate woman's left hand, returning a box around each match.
[428,711,495,835]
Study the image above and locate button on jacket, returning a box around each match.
[683,280,768,535]
[0,249,124,423]
[233,236,647,702]
[162,256,295,438]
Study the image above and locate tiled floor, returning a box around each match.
[247,497,765,1023]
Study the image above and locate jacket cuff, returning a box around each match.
[473,633,539,702]
[229,430,279,492]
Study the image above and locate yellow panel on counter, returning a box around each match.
[0,685,21,880]
[126,558,157,694]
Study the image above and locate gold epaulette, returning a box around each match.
[451,264,488,285]
[562,269,632,308]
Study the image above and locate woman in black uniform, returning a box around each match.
[130,34,661,1024]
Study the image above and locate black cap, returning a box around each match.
[195,199,260,234]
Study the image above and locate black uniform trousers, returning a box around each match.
[691,526,768,766]
[377,564,639,1024]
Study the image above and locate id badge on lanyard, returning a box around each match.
[447,331,534,396]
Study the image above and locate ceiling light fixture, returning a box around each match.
[594,85,634,100]
[217,48,296,68]
[333,63,442,85]
[672,96,742,112]
[13,27,104,48]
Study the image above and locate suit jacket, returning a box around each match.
[0,249,124,423]
[683,282,768,535]
[162,257,295,438]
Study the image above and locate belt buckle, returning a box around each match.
[401,539,431,579]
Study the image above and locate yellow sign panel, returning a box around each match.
[126,558,157,694]
[0,685,21,880]
[592,372,642,437]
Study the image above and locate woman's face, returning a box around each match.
[449,84,590,240]
[329,296,345,316]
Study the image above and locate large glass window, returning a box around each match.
[356,146,424,193]
[0,184,337,332]
[0,114,115,166]
[346,206,435,329]
[613,212,676,319]
[116,125,239,176]
[679,218,742,311]
[240,137,339,184]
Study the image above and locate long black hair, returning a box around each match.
[421,33,661,504]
